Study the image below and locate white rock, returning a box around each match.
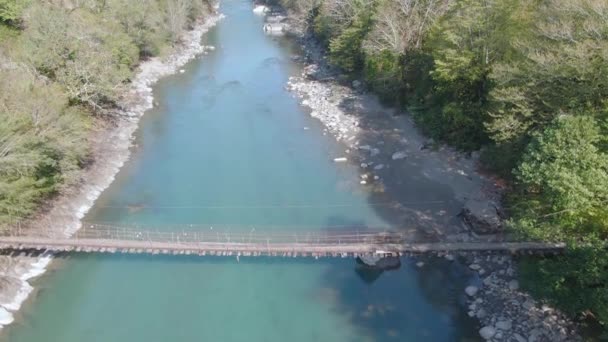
[253,5,269,14]
[360,180,367,185]
[0,308,13,325]
[469,264,481,270]
[479,326,496,340]
[361,163,368,168]
[334,157,347,162]
[416,261,424,268]
[465,286,478,297]
[373,164,384,170]
[445,254,455,261]
[508,279,520,290]
[496,320,512,331]
[392,151,407,160]
[179,69,185,73]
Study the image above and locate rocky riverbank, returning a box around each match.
[460,253,579,341]
[0,11,223,330]
[262,5,580,342]
[270,9,504,241]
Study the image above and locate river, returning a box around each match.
[3,1,480,340]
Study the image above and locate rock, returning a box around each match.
[469,264,481,270]
[479,326,496,340]
[392,151,407,160]
[445,254,455,261]
[513,333,527,342]
[361,163,368,168]
[357,255,400,270]
[253,5,269,14]
[465,286,478,297]
[0,307,13,325]
[459,200,502,234]
[333,157,347,162]
[373,164,384,170]
[179,69,185,73]
[508,280,520,290]
[360,180,367,185]
[496,319,512,331]
[416,261,424,268]
[263,23,286,34]
[522,300,535,310]
[357,255,381,266]
[476,308,487,319]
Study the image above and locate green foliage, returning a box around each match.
[0,67,89,224]
[0,0,27,25]
[520,242,608,333]
[0,0,214,225]
[21,3,138,109]
[516,115,608,233]
[363,49,404,104]
[487,0,608,145]
[328,10,373,73]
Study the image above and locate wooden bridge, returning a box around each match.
[0,223,565,258]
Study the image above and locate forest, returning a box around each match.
[277,0,608,334]
[0,0,214,224]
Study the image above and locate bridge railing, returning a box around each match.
[0,222,408,246]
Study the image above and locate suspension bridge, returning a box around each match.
[0,223,565,258]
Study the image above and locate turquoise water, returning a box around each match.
[4,1,479,341]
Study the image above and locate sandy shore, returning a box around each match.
[0,11,223,330]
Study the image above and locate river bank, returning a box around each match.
[0,11,223,330]
[262,4,581,341]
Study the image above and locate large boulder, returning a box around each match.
[357,255,401,270]
[459,199,503,234]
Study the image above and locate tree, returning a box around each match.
[166,0,192,43]
[514,115,608,239]
[487,0,608,145]
[328,4,375,73]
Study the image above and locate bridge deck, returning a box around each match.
[0,224,565,257]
